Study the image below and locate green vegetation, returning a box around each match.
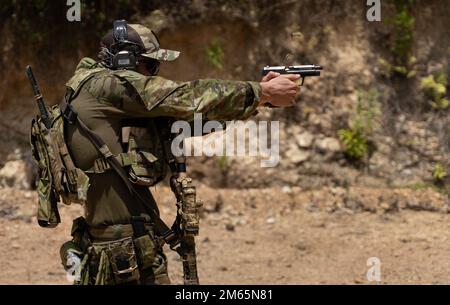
[404,163,449,198]
[380,0,416,78]
[378,57,417,78]
[218,156,229,172]
[432,162,448,181]
[391,0,415,65]
[402,182,448,197]
[420,71,449,110]
[338,128,368,160]
[205,40,225,70]
[338,89,380,159]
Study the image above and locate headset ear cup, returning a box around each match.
[112,50,137,70]
[129,53,137,69]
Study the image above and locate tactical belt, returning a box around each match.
[89,223,154,242]
[60,100,180,249]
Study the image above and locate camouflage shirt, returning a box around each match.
[65,57,261,227]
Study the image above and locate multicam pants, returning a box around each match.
[74,225,170,285]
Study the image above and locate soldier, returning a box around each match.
[60,20,300,285]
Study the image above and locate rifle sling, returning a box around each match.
[60,100,179,248]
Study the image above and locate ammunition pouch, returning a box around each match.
[84,124,167,187]
[133,234,156,270]
[103,237,140,284]
[125,124,167,186]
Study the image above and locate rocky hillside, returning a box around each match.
[0,0,449,196]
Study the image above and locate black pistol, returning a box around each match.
[26,65,52,129]
[262,65,323,85]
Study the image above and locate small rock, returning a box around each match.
[315,137,342,153]
[282,186,292,194]
[296,131,314,148]
[287,147,310,164]
[293,242,308,252]
[225,223,235,231]
[237,218,247,226]
[266,217,276,224]
[0,160,34,190]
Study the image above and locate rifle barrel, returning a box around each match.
[26,65,52,129]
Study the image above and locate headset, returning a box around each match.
[109,20,143,70]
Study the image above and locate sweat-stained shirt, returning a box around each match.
[65,57,261,227]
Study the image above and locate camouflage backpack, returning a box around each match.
[30,105,90,227]
[28,63,105,228]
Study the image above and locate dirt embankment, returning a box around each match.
[1,1,449,190]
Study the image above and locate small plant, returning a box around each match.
[218,155,229,172]
[420,71,449,110]
[379,0,416,78]
[432,162,448,181]
[402,183,449,197]
[338,89,380,160]
[338,128,368,159]
[391,0,415,65]
[205,40,224,70]
[378,57,417,78]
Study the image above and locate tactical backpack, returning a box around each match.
[29,80,91,228]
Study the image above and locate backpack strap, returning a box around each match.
[84,152,141,174]
[59,100,180,248]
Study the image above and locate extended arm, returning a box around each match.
[110,70,301,120]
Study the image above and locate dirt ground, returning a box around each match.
[0,185,449,285]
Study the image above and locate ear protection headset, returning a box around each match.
[110,20,143,70]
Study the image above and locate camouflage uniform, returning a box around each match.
[63,24,261,285]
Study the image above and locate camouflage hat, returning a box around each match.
[128,24,180,61]
[101,23,180,62]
